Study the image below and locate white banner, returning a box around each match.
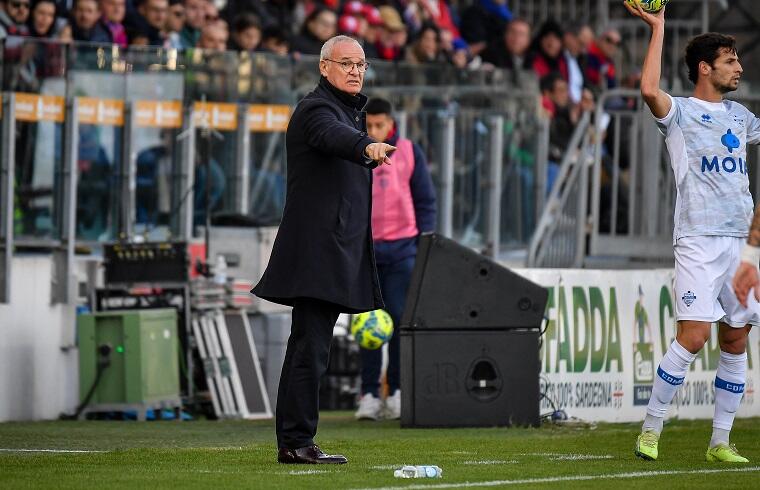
[513,269,759,423]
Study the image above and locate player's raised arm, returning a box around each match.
[624,1,671,118]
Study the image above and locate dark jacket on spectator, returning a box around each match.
[530,50,569,81]
[179,25,200,49]
[253,76,383,313]
[481,41,527,71]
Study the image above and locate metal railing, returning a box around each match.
[0,37,550,303]
[527,111,592,267]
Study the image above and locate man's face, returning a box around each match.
[100,0,125,23]
[198,24,227,51]
[184,0,205,30]
[599,30,621,58]
[234,26,261,51]
[74,0,100,30]
[319,40,365,95]
[707,48,743,94]
[505,20,530,57]
[167,2,184,32]
[563,32,580,56]
[309,11,336,42]
[366,113,393,142]
[549,79,570,108]
[6,0,30,24]
[139,0,168,30]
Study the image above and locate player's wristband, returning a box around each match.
[740,243,760,266]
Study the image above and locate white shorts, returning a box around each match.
[674,236,760,328]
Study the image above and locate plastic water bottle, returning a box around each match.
[213,254,228,285]
[393,465,442,478]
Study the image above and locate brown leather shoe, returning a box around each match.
[277,445,348,464]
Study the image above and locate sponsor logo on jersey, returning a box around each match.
[701,114,712,123]
[700,129,746,174]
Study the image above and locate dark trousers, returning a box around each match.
[359,255,415,397]
[276,297,340,449]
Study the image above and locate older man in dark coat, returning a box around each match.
[252,35,396,465]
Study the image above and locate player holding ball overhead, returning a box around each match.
[626,1,760,463]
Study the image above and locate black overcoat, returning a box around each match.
[252,77,384,314]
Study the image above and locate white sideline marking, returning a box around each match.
[0,448,105,454]
[371,465,403,470]
[354,466,760,489]
[285,469,329,475]
[549,454,614,461]
[462,460,518,465]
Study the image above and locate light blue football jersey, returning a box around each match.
[656,95,760,243]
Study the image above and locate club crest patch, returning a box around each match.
[682,290,696,307]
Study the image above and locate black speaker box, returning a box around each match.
[401,234,548,330]
[400,329,540,427]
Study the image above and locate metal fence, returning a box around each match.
[530,88,760,268]
[0,37,549,303]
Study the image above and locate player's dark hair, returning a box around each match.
[365,97,393,116]
[685,33,737,85]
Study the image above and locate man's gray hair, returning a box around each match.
[320,35,362,60]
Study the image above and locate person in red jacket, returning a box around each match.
[355,97,437,421]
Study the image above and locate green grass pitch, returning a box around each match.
[1,414,759,489]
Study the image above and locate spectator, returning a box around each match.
[291,7,335,56]
[405,22,441,64]
[69,0,111,42]
[179,0,204,48]
[131,0,168,46]
[460,0,512,56]
[540,71,571,192]
[563,22,585,104]
[362,4,382,45]
[403,0,459,48]
[585,28,620,90]
[481,17,530,71]
[528,20,567,81]
[0,0,31,38]
[375,5,406,61]
[540,73,596,193]
[165,0,183,48]
[229,12,260,51]
[100,0,126,47]
[260,24,288,55]
[28,0,60,37]
[448,38,479,71]
[337,13,378,59]
[196,19,226,50]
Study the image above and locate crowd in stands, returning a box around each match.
[0,1,623,84]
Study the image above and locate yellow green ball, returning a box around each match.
[350,309,394,350]
[626,0,669,13]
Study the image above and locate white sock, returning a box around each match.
[643,340,696,434]
[710,350,747,448]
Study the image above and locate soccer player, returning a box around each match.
[626,2,760,463]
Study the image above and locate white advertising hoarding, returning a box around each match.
[514,269,759,423]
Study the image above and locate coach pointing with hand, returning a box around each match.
[252,35,394,464]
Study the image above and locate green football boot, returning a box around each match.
[706,443,749,463]
[634,430,659,461]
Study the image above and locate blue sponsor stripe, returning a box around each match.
[715,376,745,394]
[657,366,684,386]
